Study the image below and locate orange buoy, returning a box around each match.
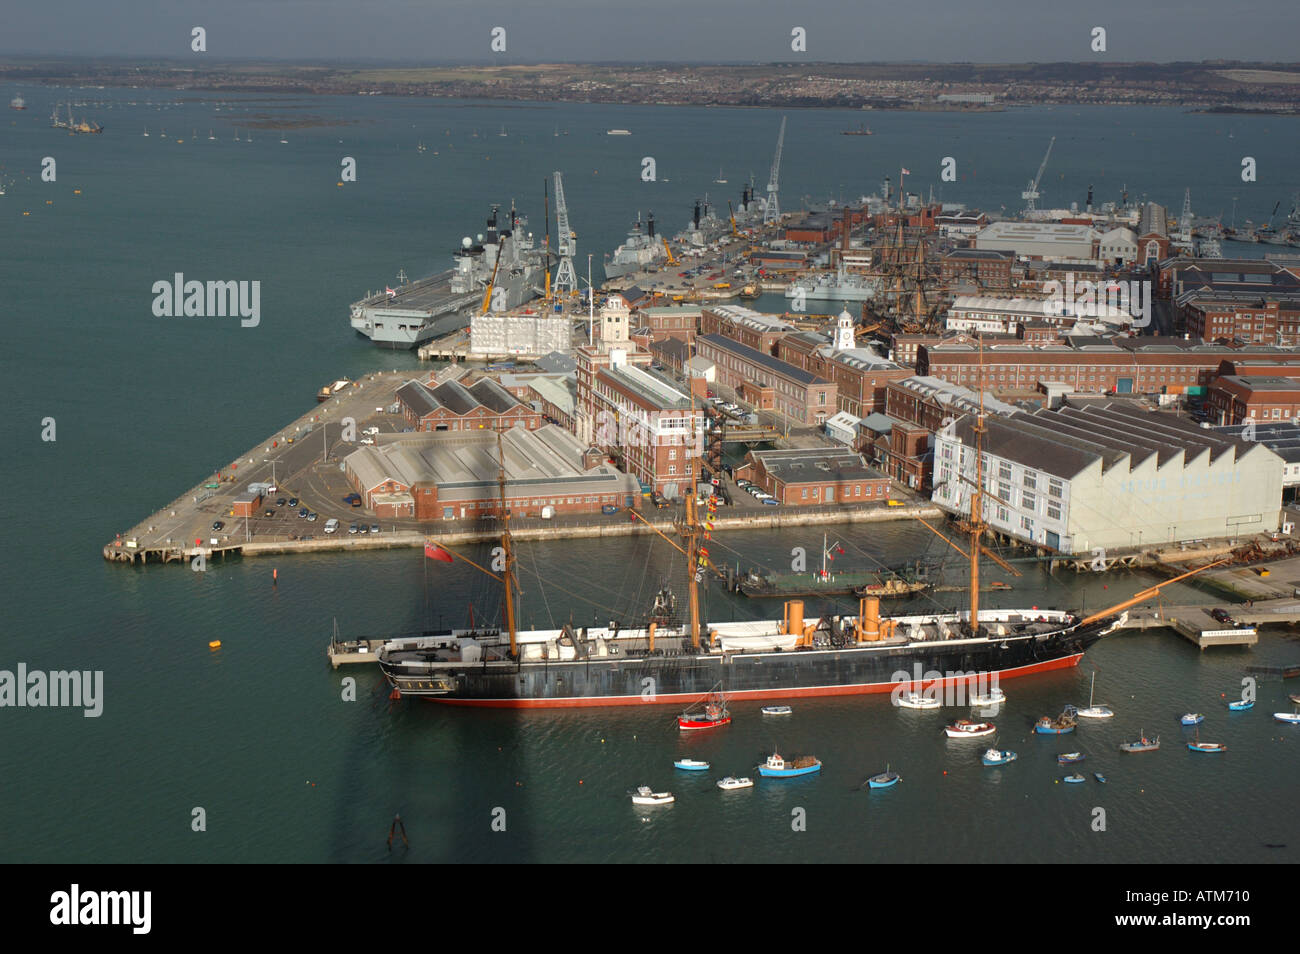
[273,568,278,583]
[389,688,401,700]
[208,640,222,650]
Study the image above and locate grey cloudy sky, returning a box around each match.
[5,0,1298,62]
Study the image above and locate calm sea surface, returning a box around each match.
[0,90,1297,862]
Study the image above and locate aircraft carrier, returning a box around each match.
[349,204,546,349]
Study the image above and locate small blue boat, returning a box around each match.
[1228,699,1254,711]
[981,748,1017,766]
[757,752,821,778]
[1057,752,1086,764]
[867,765,901,788]
[1035,714,1076,734]
[1062,773,1086,783]
[673,758,710,771]
[1180,713,1204,726]
[1094,772,1107,783]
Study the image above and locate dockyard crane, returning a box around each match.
[727,200,739,236]
[1021,136,1056,212]
[763,116,786,226]
[552,171,578,297]
[662,236,677,266]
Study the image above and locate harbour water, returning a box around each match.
[0,91,1297,862]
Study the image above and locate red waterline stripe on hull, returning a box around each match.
[425,652,1084,709]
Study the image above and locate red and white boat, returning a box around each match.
[678,690,731,730]
[944,719,995,738]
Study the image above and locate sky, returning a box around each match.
[2,0,1298,63]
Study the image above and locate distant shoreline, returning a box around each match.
[4,58,1299,112]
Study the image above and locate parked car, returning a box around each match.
[602,504,620,515]
[211,521,225,532]
[276,498,286,506]
[761,497,780,506]
[1210,608,1234,625]
[370,525,380,534]
[264,509,275,517]
[736,479,750,489]
[324,518,339,533]
[288,497,299,507]
[358,524,368,534]
[349,523,358,534]
[298,507,309,518]
[307,512,318,522]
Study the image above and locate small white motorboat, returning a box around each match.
[944,720,995,738]
[898,692,941,710]
[969,688,1006,707]
[1273,711,1300,725]
[630,786,674,805]
[761,705,793,715]
[717,776,754,790]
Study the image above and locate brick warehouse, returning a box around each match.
[696,333,837,425]
[1206,375,1300,426]
[396,375,542,432]
[343,425,639,521]
[737,447,891,505]
[918,339,1300,396]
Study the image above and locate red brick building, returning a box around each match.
[635,305,701,344]
[1182,294,1300,345]
[918,340,1299,397]
[738,447,891,505]
[696,333,837,425]
[940,248,1014,289]
[397,376,542,433]
[775,331,911,415]
[699,305,795,355]
[1206,375,1300,425]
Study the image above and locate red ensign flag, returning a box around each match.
[424,542,454,563]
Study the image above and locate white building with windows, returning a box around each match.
[932,402,1282,554]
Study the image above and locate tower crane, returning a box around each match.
[763,116,786,226]
[1021,136,1056,213]
[552,171,578,296]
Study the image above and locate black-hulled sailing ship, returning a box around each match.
[375,361,1215,708]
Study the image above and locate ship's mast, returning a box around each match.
[497,429,518,657]
[680,418,702,649]
[969,335,986,634]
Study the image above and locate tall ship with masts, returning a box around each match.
[375,352,1214,707]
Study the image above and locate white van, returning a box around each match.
[324,518,340,534]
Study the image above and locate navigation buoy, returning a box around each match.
[273,568,278,583]
[208,640,222,650]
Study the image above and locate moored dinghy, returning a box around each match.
[1188,740,1226,753]
[1272,711,1300,724]
[717,776,753,790]
[867,764,901,788]
[1057,752,1086,764]
[1094,772,1107,783]
[1228,699,1254,711]
[1180,713,1205,726]
[761,705,793,716]
[1062,773,1086,783]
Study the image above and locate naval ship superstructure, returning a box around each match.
[604,212,667,279]
[786,264,881,303]
[349,204,545,349]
